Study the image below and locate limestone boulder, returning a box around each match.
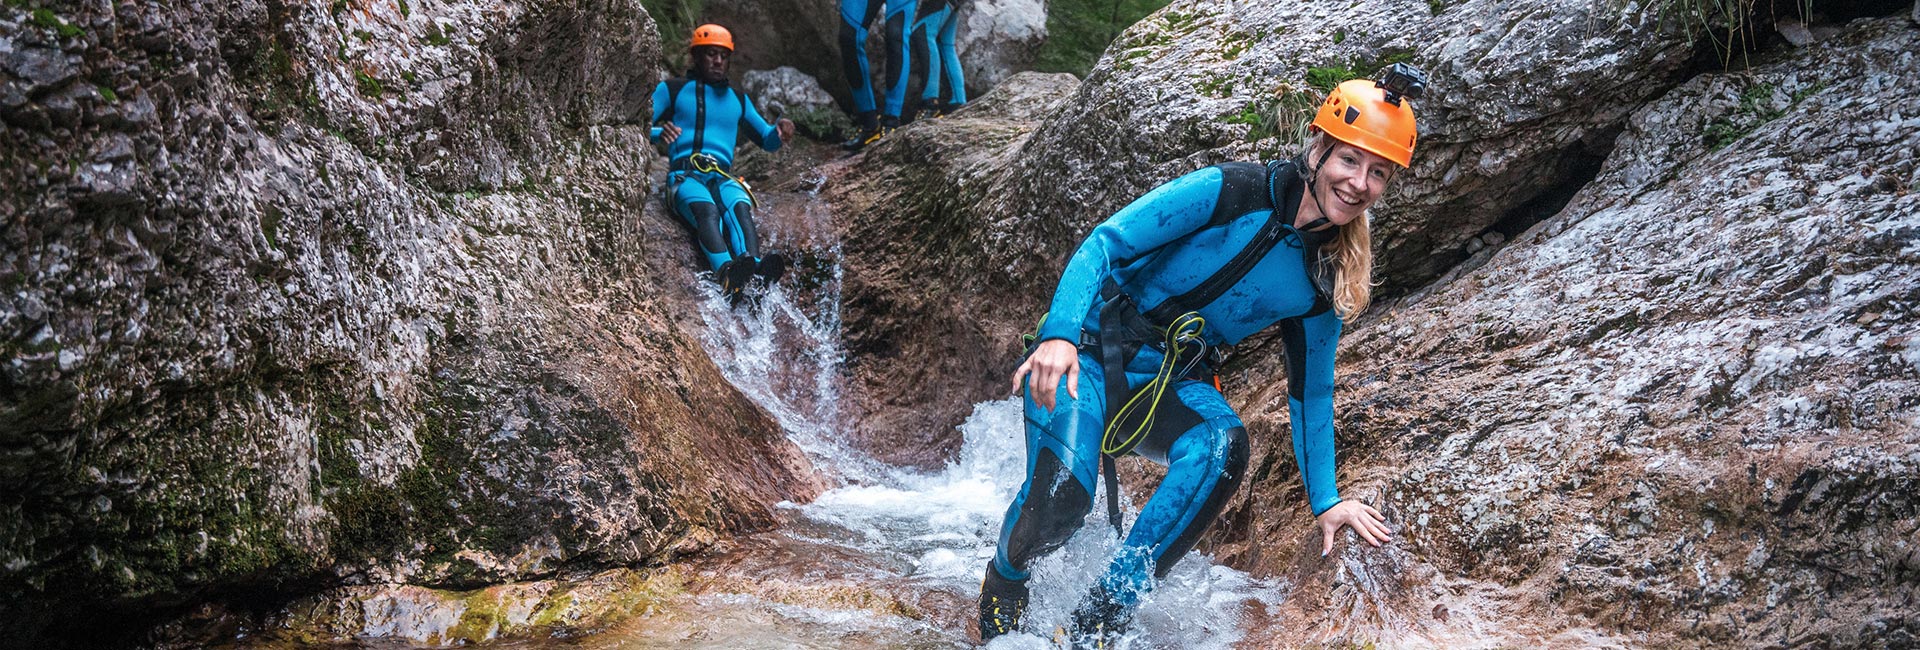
[0,0,821,646]
[742,65,837,117]
[1218,16,1920,647]
[956,0,1048,93]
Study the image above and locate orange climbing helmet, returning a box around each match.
[1310,63,1426,167]
[690,24,734,52]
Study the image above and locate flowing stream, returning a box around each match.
[543,231,1289,649]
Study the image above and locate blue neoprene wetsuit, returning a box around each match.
[910,0,966,107]
[988,161,1345,620]
[649,75,783,271]
[839,0,916,118]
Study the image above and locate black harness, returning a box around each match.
[1052,158,1340,531]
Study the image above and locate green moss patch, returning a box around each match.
[1306,49,1414,93]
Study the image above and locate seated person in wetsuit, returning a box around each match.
[651,24,796,294]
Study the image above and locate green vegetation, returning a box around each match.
[1702,80,1820,150]
[786,106,854,142]
[353,29,374,42]
[354,69,383,97]
[261,205,283,249]
[397,0,409,18]
[424,26,451,46]
[1034,0,1176,77]
[1227,87,1320,151]
[96,84,118,103]
[1196,72,1235,99]
[1427,0,1447,14]
[29,7,84,38]
[1306,49,1414,93]
[641,0,706,70]
[1646,0,1814,66]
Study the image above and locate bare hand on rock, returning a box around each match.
[1318,500,1392,557]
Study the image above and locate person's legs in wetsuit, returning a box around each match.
[841,0,915,149]
[981,347,1249,647]
[910,0,963,121]
[980,347,1106,642]
[717,177,786,284]
[933,2,965,110]
[838,0,885,132]
[1067,378,1249,645]
[879,0,915,125]
[672,171,753,293]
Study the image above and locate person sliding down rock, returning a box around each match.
[980,64,1428,648]
[651,24,796,296]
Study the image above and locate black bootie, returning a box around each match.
[977,563,1030,642]
[1064,585,1131,649]
[755,252,787,285]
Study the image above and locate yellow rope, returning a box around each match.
[1101,312,1206,456]
[688,152,757,207]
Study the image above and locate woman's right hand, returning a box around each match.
[1011,339,1080,411]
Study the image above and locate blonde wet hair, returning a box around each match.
[1301,132,1378,322]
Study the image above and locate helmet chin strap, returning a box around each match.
[1300,142,1338,232]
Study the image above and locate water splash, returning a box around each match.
[684,255,1285,648]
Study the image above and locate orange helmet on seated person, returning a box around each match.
[1310,63,1425,167]
[691,24,734,52]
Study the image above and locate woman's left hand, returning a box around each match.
[1316,500,1392,557]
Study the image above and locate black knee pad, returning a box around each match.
[1003,447,1093,571]
[687,202,727,254]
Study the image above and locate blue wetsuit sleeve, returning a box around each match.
[1036,166,1226,343]
[649,82,669,141]
[1280,309,1343,516]
[738,93,782,152]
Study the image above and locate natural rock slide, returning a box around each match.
[3,0,1916,648]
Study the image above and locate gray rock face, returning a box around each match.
[830,0,1918,645]
[957,0,1048,92]
[0,0,819,645]
[742,65,836,117]
[1220,16,1920,647]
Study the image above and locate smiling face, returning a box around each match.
[1302,138,1399,228]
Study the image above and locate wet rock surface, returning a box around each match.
[829,0,1918,646]
[0,0,821,645]
[1216,17,1920,647]
[827,71,1082,468]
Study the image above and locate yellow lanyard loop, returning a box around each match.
[1101,312,1207,456]
[687,152,757,207]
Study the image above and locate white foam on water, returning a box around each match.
[692,251,1286,647]
[797,399,1286,649]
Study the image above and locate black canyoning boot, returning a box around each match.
[841,111,886,151]
[716,258,757,296]
[1063,585,1131,649]
[977,563,1030,642]
[755,252,787,285]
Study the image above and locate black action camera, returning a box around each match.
[1375,62,1428,105]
